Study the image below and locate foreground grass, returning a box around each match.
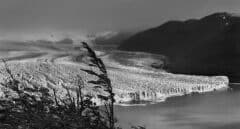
[0,43,116,129]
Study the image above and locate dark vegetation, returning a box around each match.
[0,42,145,129]
[119,12,240,83]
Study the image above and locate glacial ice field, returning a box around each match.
[0,40,229,105]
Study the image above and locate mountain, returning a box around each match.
[119,12,240,82]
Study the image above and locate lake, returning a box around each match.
[115,88,240,129]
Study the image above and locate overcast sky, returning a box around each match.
[0,0,240,40]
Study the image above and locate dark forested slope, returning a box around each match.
[119,12,240,82]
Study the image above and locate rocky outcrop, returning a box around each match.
[119,12,240,83]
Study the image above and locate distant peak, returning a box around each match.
[202,12,233,20]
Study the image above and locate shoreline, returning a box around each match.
[114,86,229,107]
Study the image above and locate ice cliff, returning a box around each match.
[113,75,229,104]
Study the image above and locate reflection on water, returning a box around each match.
[115,89,240,129]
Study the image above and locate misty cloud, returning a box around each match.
[0,0,240,40]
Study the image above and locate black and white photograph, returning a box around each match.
[0,0,239,129]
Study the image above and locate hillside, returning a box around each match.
[119,12,240,82]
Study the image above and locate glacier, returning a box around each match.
[0,60,229,105]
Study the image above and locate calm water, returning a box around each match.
[115,89,240,129]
